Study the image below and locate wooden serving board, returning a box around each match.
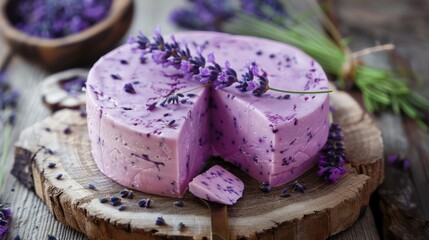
[13,90,383,240]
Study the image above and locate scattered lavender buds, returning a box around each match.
[123,83,136,94]
[291,181,306,193]
[137,199,147,208]
[87,183,96,190]
[131,30,331,108]
[61,76,86,97]
[47,235,57,240]
[117,205,126,211]
[10,0,112,39]
[177,222,186,231]
[166,120,176,127]
[111,73,122,80]
[280,188,290,197]
[174,200,184,207]
[317,124,347,184]
[387,154,411,171]
[47,162,56,168]
[0,205,12,238]
[63,127,72,135]
[55,173,63,180]
[155,216,166,226]
[110,196,120,203]
[99,197,108,203]
[259,182,271,193]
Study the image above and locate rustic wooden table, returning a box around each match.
[0,0,428,239]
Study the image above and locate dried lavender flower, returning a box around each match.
[47,162,56,169]
[259,182,271,193]
[317,124,347,184]
[55,173,63,180]
[177,222,186,231]
[123,83,136,94]
[174,200,185,207]
[87,183,96,190]
[280,188,290,197]
[155,216,166,226]
[291,181,306,193]
[137,199,147,208]
[131,30,331,108]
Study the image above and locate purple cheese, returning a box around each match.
[86,31,330,197]
[189,165,244,205]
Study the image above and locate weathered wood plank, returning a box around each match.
[333,0,429,239]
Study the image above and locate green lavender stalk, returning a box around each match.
[223,8,429,130]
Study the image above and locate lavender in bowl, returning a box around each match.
[10,0,112,39]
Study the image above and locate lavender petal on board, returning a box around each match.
[317,123,347,184]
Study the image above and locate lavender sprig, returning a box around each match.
[132,30,332,107]
[0,204,12,238]
[317,123,347,184]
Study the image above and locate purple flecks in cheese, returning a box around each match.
[189,165,244,205]
[86,31,330,198]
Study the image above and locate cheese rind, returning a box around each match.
[188,165,244,205]
[86,31,330,197]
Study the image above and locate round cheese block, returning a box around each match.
[86,31,330,198]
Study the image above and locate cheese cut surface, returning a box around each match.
[189,165,244,205]
[86,31,330,197]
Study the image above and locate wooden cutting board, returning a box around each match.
[12,89,383,240]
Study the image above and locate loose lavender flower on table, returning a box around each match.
[131,30,332,108]
[10,0,112,39]
[0,204,12,238]
[317,123,347,184]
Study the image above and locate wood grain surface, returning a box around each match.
[12,87,383,239]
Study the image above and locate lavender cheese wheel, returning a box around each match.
[86,31,330,198]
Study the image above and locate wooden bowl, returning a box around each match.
[0,0,134,71]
